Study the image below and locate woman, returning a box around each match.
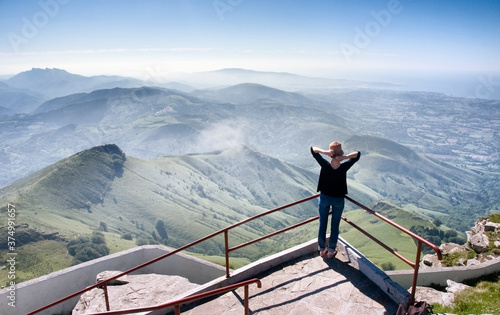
[311,141,360,258]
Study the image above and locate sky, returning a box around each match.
[1,0,500,97]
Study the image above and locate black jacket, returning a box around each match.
[311,147,360,197]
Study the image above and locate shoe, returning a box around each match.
[327,250,338,259]
[320,249,328,257]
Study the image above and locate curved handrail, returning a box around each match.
[27,195,319,315]
[83,278,262,315]
[28,194,440,314]
[26,225,230,315]
[342,196,442,305]
[345,196,442,260]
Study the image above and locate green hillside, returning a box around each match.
[0,144,322,285]
[0,140,478,285]
[343,135,489,230]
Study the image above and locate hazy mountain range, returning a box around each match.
[0,68,498,229]
[5,68,144,100]
[0,67,398,115]
[0,67,498,283]
[0,141,442,282]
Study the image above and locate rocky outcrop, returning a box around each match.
[485,221,500,232]
[422,253,442,268]
[72,271,198,314]
[422,218,500,269]
[414,217,500,311]
[95,270,129,286]
[466,219,500,253]
[469,233,489,253]
[414,280,471,307]
[466,218,500,258]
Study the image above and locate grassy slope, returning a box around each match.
[96,149,322,257]
[0,145,323,284]
[343,135,488,231]
[341,202,432,270]
[0,240,73,285]
[0,140,474,285]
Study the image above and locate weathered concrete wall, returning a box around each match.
[0,245,225,315]
[387,256,500,289]
[338,237,411,306]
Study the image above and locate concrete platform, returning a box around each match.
[180,250,400,314]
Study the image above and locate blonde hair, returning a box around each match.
[329,141,343,157]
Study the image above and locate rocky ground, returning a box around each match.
[415,217,500,309]
[422,218,500,268]
[72,271,199,314]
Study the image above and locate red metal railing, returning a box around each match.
[28,194,440,314]
[343,196,442,305]
[84,278,262,315]
[27,194,318,315]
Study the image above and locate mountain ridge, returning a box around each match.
[6,68,145,99]
[2,135,486,236]
[0,69,497,234]
[0,84,347,186]
[191,83,319,105]
[2,144,126,211]
[0,141,480,285]
[0,80,47,113]
[185,68,399,91]
[1,144,323,265]
[344,135,483,218]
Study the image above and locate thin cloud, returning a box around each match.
[0,47,213,56]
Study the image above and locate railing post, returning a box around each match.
[410,241,423,305]
[224,230,230,278]
[28,194,439,314]
[103,283,110,311]
[244,284,250,315]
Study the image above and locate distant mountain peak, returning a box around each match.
[6,68,84,95]
[81,143,125,158]
[6,68,144,99]
[191,81,311,105]
[14,67,79,79]
[29,67,70,73]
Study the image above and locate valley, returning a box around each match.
[0,68,498,285]
[314,90,499,170]
[0,143,447,285]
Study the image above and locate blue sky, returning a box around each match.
[1,0,500,95]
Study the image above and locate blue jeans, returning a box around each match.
[318,194,345,252]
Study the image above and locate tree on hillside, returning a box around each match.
[155,218,168,240]
[98,221,108,232]
[381,262,396,271]
[410,225,465,253]
[433,218,443,227]
[67,231,110,265]
[121,232,133,240]
[91,231,106,244]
